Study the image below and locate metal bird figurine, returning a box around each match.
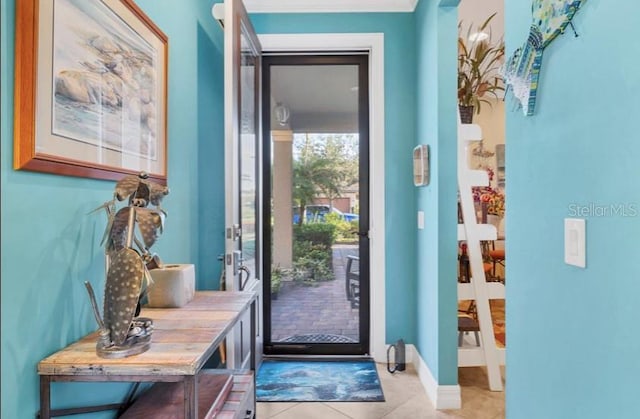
[87,172,169,358]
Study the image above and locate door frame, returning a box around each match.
[258,33,386,362]
[262,53,370,356]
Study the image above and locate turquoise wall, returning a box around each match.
[414,0,459,385]
[251,12,419,343]
[0,0,224,417]
[506,2,640,418]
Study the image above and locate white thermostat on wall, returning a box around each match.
[413,145,429,186]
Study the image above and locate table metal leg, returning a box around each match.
[40,376,51,419]
[250,300,256,371]
[250,299,256,418]
[183,375,197,418]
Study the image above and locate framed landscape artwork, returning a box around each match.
[14,0,168,183]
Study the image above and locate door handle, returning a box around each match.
[239,265,251,290]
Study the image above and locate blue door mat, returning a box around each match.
[256,360,385,402]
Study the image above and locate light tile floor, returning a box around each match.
[257,363,505,419]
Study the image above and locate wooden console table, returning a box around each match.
[38,291,257,418]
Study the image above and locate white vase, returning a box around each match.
[498,216,505,238]
[487,214,501,230]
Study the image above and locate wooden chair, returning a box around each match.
[488,248,505,283]
[458,245,494,283]
[458,301,480,347]
[345,255,360,308]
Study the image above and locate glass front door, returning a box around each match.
[262,55,370,356]
[220,0,262,368]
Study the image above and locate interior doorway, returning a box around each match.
[262,54,370,356]
[457,0,507,395]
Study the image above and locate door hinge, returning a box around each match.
[226,224,242,241]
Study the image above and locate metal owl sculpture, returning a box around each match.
[85,172,170,358]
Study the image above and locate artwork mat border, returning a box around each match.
[13,0,168,183]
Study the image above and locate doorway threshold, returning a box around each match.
[263,354,373,361]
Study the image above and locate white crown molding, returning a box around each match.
[245,0,419,14]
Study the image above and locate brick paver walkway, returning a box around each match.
[271,244,360,342]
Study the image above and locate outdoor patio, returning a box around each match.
[271,243,360,343]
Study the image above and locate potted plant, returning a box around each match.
[458,13,505,123]
[271,266,283,300]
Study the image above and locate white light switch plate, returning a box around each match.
[417,211,424,230]
[564,218,585,268]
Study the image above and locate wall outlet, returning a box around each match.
[417,211,424,229]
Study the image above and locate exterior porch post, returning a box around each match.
[271,130,293,269]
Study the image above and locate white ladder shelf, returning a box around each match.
[457,116,505,391]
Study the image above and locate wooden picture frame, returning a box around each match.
[14,0,168,183]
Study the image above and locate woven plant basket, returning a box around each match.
[459,105,475,124]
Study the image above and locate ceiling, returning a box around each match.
[269,64,360,133]
[259,0,504,133]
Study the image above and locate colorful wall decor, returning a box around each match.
[503,0,585,116]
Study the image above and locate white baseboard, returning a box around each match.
[409,344,461,410]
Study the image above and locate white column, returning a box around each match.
[271,130,293,269]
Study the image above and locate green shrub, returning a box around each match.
[271,265,284,293]
[292,256,334,283]
[292,224,336,283]
[293,240,330,266]
[293,223,336,249]
[325,212,358,242]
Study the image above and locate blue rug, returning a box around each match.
[256,360,385,402]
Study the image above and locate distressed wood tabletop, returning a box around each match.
[38,291,256,377]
